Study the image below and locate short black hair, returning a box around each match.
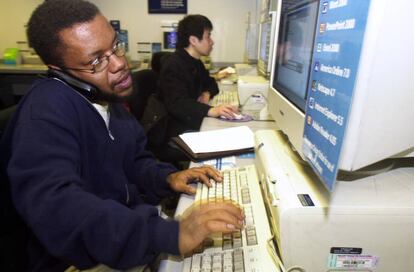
[176,14,213,49]
[27,0,100,67]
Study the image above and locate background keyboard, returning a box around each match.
[210,91,240,107]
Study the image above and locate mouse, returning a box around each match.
[219,113,253,122]
[219,113,242,120]
[232,113,244,120]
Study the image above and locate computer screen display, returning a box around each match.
[268,0,414,179]
[152,42,162,53]
[163,31,177,49]
[272,1,319,111]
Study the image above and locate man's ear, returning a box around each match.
[189,35,199,46]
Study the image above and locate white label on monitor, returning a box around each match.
[328,254,379,269]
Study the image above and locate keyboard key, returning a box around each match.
[210,91,239,107]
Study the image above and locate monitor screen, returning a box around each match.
[268,0,414,178]
[151,42,161,53]
[163,31,177,49]
[272,1,319,111]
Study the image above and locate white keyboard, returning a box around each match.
[182,165,279,272]
[210,91,240,107]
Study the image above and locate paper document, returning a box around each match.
[179,126,254,153]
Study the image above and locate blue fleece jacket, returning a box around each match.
[0,77,180,271]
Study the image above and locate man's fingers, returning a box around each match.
[179,201,245,255]
[204,219,243,234]
[188,166,222,185]
[196,201,245,221]
[191,165,221,177]
[182,184,197,195]
[203,209,244,230]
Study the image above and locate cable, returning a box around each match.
[266,236,287,272]
[337,159,396,181]
[266,235,307,272]
[286,266,306,272]
[240,93,268,109]
[240,93,275,122]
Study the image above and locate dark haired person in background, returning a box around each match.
[157,14,239,141]
[0,1,244,271]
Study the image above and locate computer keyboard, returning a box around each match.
[210,91,240,107]
[182,165,279,272]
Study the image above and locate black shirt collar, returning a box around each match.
[176,48,201,67]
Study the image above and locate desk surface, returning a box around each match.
[0,63,47,74]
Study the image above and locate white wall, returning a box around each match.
[0,0,43,54]
[0,0,259,63]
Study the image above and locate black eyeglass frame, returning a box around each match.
[61,41,126,74]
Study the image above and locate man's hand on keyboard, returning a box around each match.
[178,201,245,255]
[207,104,239,119]
[166,165,223,195]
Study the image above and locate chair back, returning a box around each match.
[128,51,174,121]
[128,69,158,121]
[0,105,17,139]
[151,51,173,75]
[0,104,29,271]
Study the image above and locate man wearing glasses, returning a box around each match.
[0,0,244,271]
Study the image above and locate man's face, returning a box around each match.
[192,29,214,56]
[58,14,132,101]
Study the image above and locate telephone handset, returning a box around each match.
[47,68,98,100]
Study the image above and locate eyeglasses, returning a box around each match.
[62,41,126,74]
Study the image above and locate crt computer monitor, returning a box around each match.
[267,0,414,176]
[257,14,277,78]
[163,31,177,50]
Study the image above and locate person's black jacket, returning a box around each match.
[158,48,219,138]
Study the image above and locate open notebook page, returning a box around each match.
[178,126,254,154]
